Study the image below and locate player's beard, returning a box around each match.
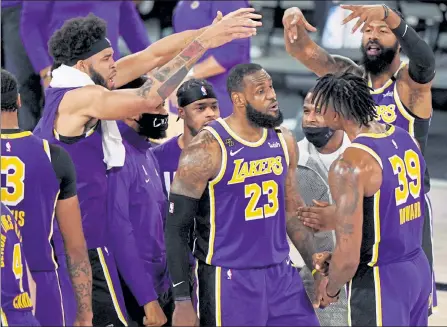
[361,40,398,75]
[246,101,283,128]
[88,65,110,89]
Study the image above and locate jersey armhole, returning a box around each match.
[348,143,383,169]
[201,126,227,185]
[42,139,52,162]
[275,128,290,167]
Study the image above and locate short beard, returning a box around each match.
[89,65,109,89]
[246,102,283,128]
[186,124,199,137]
[361,41,398,75]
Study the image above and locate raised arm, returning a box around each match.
[71,8,260,121]
[325,149,364,298]
[280,127,318,270]
[283,7,358,77]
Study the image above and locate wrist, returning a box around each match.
[196,32,212,49]
[326,282,340,298]
[384,7,402,30]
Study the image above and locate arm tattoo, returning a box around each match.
[171,131,219,199]
[326,157,362,295]
[154,40,206,99]
[136,77,154,99]
[331,158,360,242]
[284,136,316,270]
[66,251,93,317]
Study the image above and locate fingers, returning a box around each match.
[227,7,257,18]
[303,18,317,32]
[340,4,359,11]
[233,17,262,28]
[341,10,359,25]
[230,26,257,35]
[312,199,330,207]
[351,14,367,33]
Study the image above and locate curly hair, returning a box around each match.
[1,69,19,112]
[48,13,107,65]
[311,72,378,126]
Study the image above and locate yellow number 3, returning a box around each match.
[244,180,279,221]
[1,156,25,206]
[388,149,421,206]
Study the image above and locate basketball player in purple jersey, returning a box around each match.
[152,78,220,196]
[106,76,170,326]
[1,69,93,326]
[309,72,430,326]
[32,10,261,326]
[1,202,39,326]
[283,4,437,313]
[166,63,320,326]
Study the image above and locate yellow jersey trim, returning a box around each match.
[373,266,383,325]
[202,126,228,265]
[368,190,381,267]
[43,139,52,162]
[1,131,32,139]
[368,61,406,94]
[1,308,8,326]
[393,82,415,136]
[53,122,97,141]
[348,143,383,169]
[275,129,290,167]
[215,266,222,326]
[216,118,267,147]
[356,125,395,139]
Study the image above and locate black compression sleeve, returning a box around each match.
[49,144,77,200]
[391,17,436,84]
[165,193,198,299]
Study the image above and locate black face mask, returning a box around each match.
[302,126,335,148]
[134,113,169,139]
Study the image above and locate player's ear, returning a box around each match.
[74,60,88,74]
[231,92,244,107]
[178,107,186,120]
[16,93,21,109]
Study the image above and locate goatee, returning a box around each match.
[246,102,283,128]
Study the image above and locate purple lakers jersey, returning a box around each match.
[34,87,107,250]
[1,132,60,272]
[151,135,182,196]
[1,203,36,321]
[351,125,426,266]
[195,118,290,268]
[368,62,431,191]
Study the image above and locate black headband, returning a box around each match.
[66,37,112,66]
[1,89,18,106]
[178,84,217,108]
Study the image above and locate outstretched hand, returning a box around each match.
[282,7,317,43]
[340,4,388,33]
[201,8,262,49]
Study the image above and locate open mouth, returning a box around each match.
[367,44,381,56]
[269,102,279,111]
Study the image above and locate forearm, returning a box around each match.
[190,55,226,79]
[286,215,317,269]
[165,193,198,299]
[65,246,93,319]
[386,9,436,83]
[284,28,338,77]
[326,247,358,296]
[115,28,207,87]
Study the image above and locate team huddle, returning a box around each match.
[1,3,437,327]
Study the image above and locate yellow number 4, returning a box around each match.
[1,156,25,206]
[388,149,421,206]
[244,180,279,221]
[13,243,24,292]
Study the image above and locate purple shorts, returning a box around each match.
[195,259,319,326]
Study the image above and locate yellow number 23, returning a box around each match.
[244,180,279,221]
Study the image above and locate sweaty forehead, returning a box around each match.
[244,70,271,87]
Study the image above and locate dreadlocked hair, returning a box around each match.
[311,72,378,126]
